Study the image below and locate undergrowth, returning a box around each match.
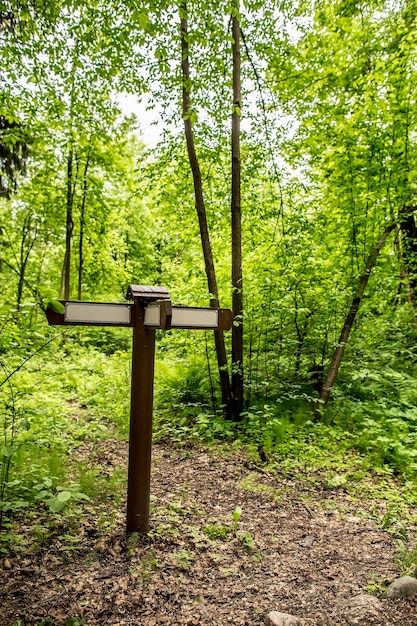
[2,328,417,555]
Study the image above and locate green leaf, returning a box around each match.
[132,10,148,29]
[34,490,50,500]
[1,446,16,458]
[46,498,66,512]
[232,505,242,525]
[13,500,29,509]
[139,13,149,29]
[57,490,72,503]
[47,299,65,314]
[72,492,90,501]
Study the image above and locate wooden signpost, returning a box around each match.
[45,284,233,534]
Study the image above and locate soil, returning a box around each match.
[1,441,417,626]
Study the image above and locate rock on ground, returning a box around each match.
[336,593,383,625]
[384,576,417,599]
[266,611,303,626]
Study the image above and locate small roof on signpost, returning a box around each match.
[126,285,170,302]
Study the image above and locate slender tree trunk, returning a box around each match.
[63,150,76,300]
[293,289,314,378]
[16,213,36,311]
[294,316,308,379]
[78,155,90,301]
[231,7,244,420]
[316,222,396,414]
[246,307,253,410]
[400,213,417,289]
[180,2,232,417]
[395,221,417,331]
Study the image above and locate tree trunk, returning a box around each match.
[16,212,36,311]
[63,150,76,300]
[316,222,396,414]
[180,2,232,417]
[400,214,417,287]
[231,8,244,420]
[78,155,90,301]
[394,225,417,328]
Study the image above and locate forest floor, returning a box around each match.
[1,439,417,626]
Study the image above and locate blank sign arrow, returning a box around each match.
[144,302,233,331]
[46,301,134,326]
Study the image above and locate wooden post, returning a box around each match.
[126,298,156,533]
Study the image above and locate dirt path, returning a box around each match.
[1,442,417,625]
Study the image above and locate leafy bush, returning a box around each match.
[155,356,215,408]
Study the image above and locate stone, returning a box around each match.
[266,611,303,626]
[384,576,417,599]
[337,594,383,625]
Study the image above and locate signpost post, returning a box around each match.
[45,284,233,533]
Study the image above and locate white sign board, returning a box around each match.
[65,302,132,325]
[172,307,218,328]
[144,304,218,329]
[143,304,161,327]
